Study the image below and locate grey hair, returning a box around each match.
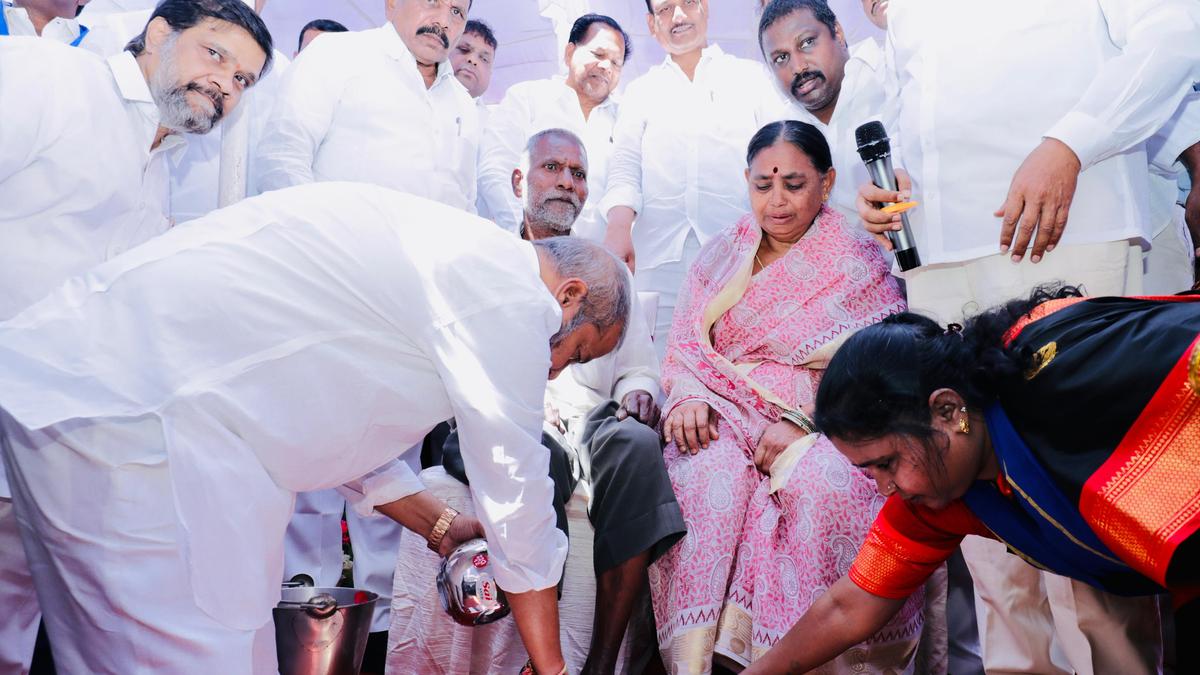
[520,128,589,177]
[533,237,631,343]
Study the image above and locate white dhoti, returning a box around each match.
[0,413,278,674]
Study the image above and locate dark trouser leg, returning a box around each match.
[577,401,686,675]
[1175,600,1199,672]
[440,426,575,595]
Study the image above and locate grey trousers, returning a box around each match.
[442,400,686,575]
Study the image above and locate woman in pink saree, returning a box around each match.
[649,121,924,673]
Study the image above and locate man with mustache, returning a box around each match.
[256,0,481,214]
[479,13,629,240]
[394,129,683,675]
[601,0,784,357]
[0,1,270,671]
[758,0,880,223]
[257,1,479,661]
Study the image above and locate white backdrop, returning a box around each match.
[81,0,883,103]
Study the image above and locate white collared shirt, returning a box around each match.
[255,24,480,213]
[0,183,569,625]
[1147,92,1200,237]
[2,2,85,44]
[0,38,181,321]
[600,44,784,270]
[772,39,887,223]
[479,76,620,240]
[886,0,1200,265]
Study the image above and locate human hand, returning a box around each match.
[856,168,913,251]
[753,419,808,474]
[995,138,1081,263]
[438,513,486,557]
[617,389,661,427]
[603,207,637,272]
[662,400,720,454]
[544,401,565,434]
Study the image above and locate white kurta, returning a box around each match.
[599,44,784,271]
[772,39,888,223]
[885,0,1200,265]
[0,39,179,321]
[0,184,568,653]
[254,24,481,213]
[479,77,620,240]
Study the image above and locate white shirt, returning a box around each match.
[255,24,481,213]
[885,0,1200,265]
[600,45,784,270]
[0,182,568,627]
[1147,92,1200,237]
[479,77,620,240]
[0,39,181,321]
[1,2,85,44]
[773,39,887,222]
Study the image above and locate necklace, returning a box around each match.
[754,252,766,271]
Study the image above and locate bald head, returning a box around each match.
[514,129,589,239]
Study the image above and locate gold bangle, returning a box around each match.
[781,409,818,435]
[427,506,459,553]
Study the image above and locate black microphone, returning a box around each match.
[855,121,921,271]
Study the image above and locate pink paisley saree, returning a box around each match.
[649,207,924,673]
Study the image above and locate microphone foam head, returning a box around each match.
[855,121,890,162]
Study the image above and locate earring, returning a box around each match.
[958,406,970,434]
[885,481,897,496]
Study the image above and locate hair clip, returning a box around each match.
[944,323,964,338]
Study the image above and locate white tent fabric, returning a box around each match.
[80,0,884,104]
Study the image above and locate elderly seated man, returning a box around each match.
[434,129,686,675]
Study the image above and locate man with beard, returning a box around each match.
[393,129,683,675]
[601,0,784,357]
[479,13,629,240]
[255,0,481,213]
[1,0,90,45]
[0,2,269,672]
[757,0,885,223]
[0,182,630,675]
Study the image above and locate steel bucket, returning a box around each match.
[273,586,378,675]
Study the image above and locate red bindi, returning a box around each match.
[772,167,779,174]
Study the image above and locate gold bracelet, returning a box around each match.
[427,506,459,553]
